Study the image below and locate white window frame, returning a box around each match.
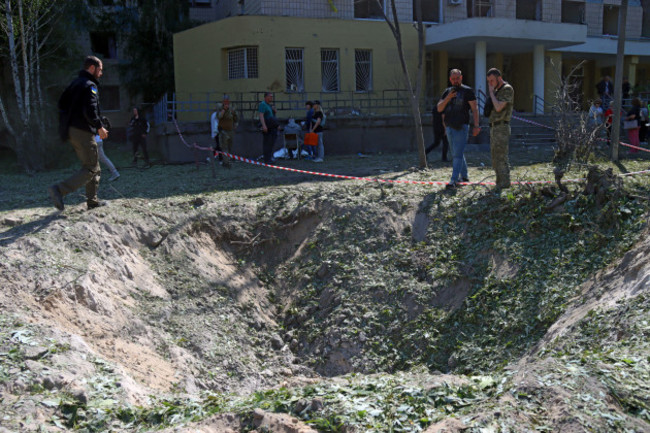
[355,49,373,93]
[321,49,340,93]
[285,48,305,92]
[227,46,258,80]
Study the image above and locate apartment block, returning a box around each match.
[176,0,650,117]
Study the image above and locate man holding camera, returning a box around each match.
[49,56,108,211]
[486,68,514,190]
[437,69,480,189]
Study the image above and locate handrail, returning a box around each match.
[532,94,545,116]
[153,89,429,125]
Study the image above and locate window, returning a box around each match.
[321,49,339,92]
[101,86,120,111]
[285,48,304,92]
[355,49,372,92]
[355,0,384,19]
[516,0,542,21]
[561,1,586,25]
[189,0,211,7]
[602,4,619,35]
[89,32,117,59]
[228,47,258,80]
[415,0,440,22]
[467,0,493,18]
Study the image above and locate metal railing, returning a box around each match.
[153,90,429,125]
[533,94,545,115]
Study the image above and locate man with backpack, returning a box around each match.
[49,56,108,211]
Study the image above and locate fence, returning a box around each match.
[153,90,435,125]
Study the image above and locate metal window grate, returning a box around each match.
[285,48,304,92]
[228,47,258,80]
[321,49,339,92]
[355,49,372,92]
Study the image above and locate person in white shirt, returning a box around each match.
[588,100,604,127]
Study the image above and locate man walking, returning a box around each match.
[49,56,108,211]
[217,95,238,168]
[426,99,449,162]
[437,69,480,189]
[486,68,514,190]
[129,107,150,167]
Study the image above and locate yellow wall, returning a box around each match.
[173,15,419,121]
[511,53,533,112]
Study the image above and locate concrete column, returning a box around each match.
[475,41,487,101]
[533,44,545,114]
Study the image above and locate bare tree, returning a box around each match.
[375,0,427,168]
[0,0,67,171]
[551,61,604,193]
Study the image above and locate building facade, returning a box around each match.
[175,0,650,121]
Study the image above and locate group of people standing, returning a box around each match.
[589,96,649,152]
[209,93,326,165]
[428,68,514,191]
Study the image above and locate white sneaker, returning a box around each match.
[313,158,323,162]
[108,173,120,182]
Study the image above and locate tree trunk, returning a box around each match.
[18,0,31,121]
[381,0,427,169]
[5,0,26,125]
[611,0,628,161]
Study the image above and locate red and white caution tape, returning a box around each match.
[172,117,648,187]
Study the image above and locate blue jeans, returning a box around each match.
[446,125,469,183]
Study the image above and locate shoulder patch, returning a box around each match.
[90,85,98,95]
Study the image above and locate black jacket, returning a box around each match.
[59,70,103,135]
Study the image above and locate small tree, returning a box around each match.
[551,61,604,193]
[375,0,427,169]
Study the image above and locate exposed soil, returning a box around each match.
[0,150,649,432]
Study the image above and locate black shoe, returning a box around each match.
[445,182,456,190]
[461,177,469,183]
[87,200,108,210]
[48,185,64,211]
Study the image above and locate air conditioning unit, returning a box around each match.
[448,0,462,5]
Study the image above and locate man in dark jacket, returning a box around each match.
[49,56,108,211]
[426,99,449,162]
[130,107,150,167]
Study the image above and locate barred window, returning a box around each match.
[285,48,304,92]
[228,47,258,80]
[321,49,339,93]
[355,49,372,92]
